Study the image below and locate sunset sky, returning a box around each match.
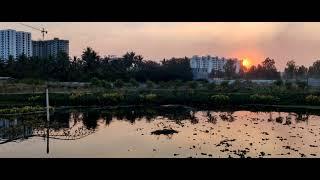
[1,22,320,70]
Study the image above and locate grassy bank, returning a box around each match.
[1,89,320,108]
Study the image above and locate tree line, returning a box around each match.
[210,57,281,80]
[284,60,320,79]
[0,47,193,82]
[1,47,320,82]
[211,57,320,80]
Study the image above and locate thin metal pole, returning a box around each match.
[46,88,50,122]
[46,87,50,154]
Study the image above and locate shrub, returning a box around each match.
[114,79,124,88]
[102,80,112,89]
[305,95,320,105]
[173,80,183,88]
[210,95,230,105]
[146,80,155,88]
[101,92,124,104]
[69,92,86,103]
[296,81,307,90]
[90,77,101,86]
[274,80,283,86]
[250,94,279,104]
[145,93,157,103]
[187,81,198,89]
[285,81,293,90]
[129,78,139,87]
[0,106,48,114]
[159,81,167,88]
[220,81,229,88]
[207,82,216,90]
[28,95,41,102]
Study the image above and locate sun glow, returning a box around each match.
[242,58,251,68]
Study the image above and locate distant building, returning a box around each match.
[0,29,32,60]
[190,55,242,80]
[32,38,69,59]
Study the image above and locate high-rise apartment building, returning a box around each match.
[16,31,32,58]
[0,29,32,60]
[32,38,69,59]
[190,55,242,79]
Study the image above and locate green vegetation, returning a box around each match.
[249,94,279,104]
[211,95,230,105]
[305,95,320,105]
[146,80,155,88]
[0,106,50,115]
[114,79,124,88]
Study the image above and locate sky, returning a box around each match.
[1,22,320,71]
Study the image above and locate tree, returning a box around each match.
[284,60,297,79]
[53,52,70,81]
[81,47,100,80]
[296,65,308,79]
[246,58,280,80]
[223,59,236,80]
[308,60,320,78]
[261,57,280,80]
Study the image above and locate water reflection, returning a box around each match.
[0,106,316,157]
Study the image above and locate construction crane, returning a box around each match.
[20,23,48,40]
[20,23,50,123]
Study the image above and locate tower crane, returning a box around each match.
[19,23,50,124]
[20,23,48,40]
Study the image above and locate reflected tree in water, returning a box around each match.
[295,112,309,123]
[206,111,217,124]
[219,111,235,122]
[190,111,198,124]
[82,111,99,129]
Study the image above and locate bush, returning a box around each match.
[101,92,124,104]
[159,81,167,88]
[207,82,216,90]
[305,95,320,105]
[90,77,101,86]
[114,79,124,88]
[101,80,112,89]
[69,92,86,101]
[0,106,47,114]
[28,95,41,102]
[145,93,157,103]
[274,80,283,86]
[296,81,307,90]
[220,81,229,88]
[19,79,44,85]
[146,80,155,88]
[173,80,183,88]
[187,81,198,89]
[129,78,139,87]
[250,94,279,104]
[285,81,293,90]
[210,95,230,105]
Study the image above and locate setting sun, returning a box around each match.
[242,58,251,68]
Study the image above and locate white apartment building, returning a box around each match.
[190,55,242,79]
[16,31,32,58]
[0,29,32,60]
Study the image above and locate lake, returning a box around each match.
[0,106,319,158]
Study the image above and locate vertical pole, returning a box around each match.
[46,88,50,122]
[46,87,50,154]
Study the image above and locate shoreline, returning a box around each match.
[1,104,320,117]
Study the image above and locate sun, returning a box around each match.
[242,58,251,68]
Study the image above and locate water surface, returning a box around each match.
[0,106,319,158]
